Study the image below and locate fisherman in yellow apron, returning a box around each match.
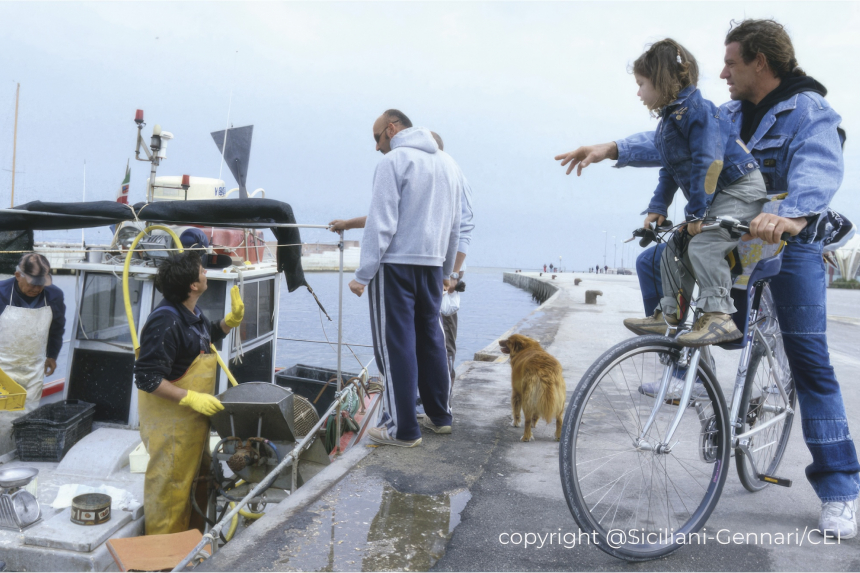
[0,253,66,454]
[133,251,244,535]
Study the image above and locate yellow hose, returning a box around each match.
[231,480,265,519]
[225,504,239,541]
[123,225,183,359]
[122,225,237,387]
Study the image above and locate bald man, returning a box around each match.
[348,109,463,448]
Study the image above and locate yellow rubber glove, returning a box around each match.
[224,285,245,328]
[179,390,225,416]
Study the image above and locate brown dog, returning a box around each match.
[499,334,566,442]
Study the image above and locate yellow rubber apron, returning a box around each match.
[0,289,53,454]
[138,352,217,535]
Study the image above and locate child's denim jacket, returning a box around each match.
[648,85,759,221]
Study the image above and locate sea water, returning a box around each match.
[39,267,536,385]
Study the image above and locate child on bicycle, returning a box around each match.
[623,39,768,346]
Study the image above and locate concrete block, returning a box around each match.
[55,428,142,479]
[585,290,603,304]
[24,507,132,553]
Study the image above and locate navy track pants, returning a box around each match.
[368,263,452,441]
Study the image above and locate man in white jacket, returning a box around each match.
[348,109,462,447]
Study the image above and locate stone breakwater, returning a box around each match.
[502,272,560,304]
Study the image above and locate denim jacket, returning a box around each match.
[647,85,759,221]
[616,91,844,242]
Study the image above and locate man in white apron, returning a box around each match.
[0,253,66,454]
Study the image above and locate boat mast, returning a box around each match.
[10,83,19,207]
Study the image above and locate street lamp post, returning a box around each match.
[614,236,617,269]
[612,236,615,270]
[603,231,607,269]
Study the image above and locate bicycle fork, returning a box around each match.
[634,347,703,454]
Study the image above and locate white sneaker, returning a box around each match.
[819,499,857,539]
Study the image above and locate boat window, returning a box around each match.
[153,279,227,328]
[239,282,259,342]
[77,274,143,344]
[259,278,275,336]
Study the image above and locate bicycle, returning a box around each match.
[559,217,797,561]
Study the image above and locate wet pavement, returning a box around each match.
[202,273,860,572]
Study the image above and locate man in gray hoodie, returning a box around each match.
[349,109,462,447]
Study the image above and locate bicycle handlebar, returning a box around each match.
[626,217,790,247]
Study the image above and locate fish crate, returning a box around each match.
[0,367,26,411]
[275,364,359,418]
[12,400,96,462]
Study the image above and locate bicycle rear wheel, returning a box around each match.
[735,333,796,492]
[559,335,730,561]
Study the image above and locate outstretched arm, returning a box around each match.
[554,142,618,176]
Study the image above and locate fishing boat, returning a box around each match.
[0,111,379,571]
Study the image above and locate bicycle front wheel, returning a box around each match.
[559,335,730,561]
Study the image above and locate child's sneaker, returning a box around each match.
[623,310,679,335]
[368,427,422,448]
[677,313,741,346]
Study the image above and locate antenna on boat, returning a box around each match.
[133,109,174,202]
[10,83,19,208]
[81,160,86,249]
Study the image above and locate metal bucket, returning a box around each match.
[70,493,111,526]
[85,248,103,264]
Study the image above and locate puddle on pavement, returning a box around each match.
[275,476,471,571]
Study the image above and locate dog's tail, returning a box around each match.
[537,372,567,422]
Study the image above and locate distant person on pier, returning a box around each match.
[0,253,66,454]
[345,110,463,448]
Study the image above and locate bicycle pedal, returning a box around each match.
[758,474,792,487]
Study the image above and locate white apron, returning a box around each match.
[0,289,53,454]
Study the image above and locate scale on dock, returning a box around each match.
[0,467,41,531]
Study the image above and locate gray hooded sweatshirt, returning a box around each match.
[354,127,462,285]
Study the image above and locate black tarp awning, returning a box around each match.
[0,199,308,292]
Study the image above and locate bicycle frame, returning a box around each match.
[634,253,794,467]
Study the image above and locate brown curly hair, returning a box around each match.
[725,19,805,79]
[632,39,699,113]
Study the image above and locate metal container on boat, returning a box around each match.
[70,493,111,526]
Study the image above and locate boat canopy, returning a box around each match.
[0,198,308,292]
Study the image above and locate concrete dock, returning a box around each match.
[202,272,860,572]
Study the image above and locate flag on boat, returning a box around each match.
[116,161,130,204]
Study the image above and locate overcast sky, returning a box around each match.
[1,1,858,270]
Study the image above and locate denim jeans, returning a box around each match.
[636,240,860,501]
[771,241,860,502]
[636,243,667,316]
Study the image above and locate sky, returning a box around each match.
[1,1,858,271]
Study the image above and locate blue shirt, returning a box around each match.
[133,300,227,393]
[615,90,844,243]
[0,278,66,360]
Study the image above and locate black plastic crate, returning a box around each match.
[275,365,359,417]
[12,399,96,462]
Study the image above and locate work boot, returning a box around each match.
[623,310,679,336]
[677,313,741,347]
[819,499,857,539]
[368,427,422,448]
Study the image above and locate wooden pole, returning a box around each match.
[11,83,19,207]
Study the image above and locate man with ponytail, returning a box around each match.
[556,18,858,538]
